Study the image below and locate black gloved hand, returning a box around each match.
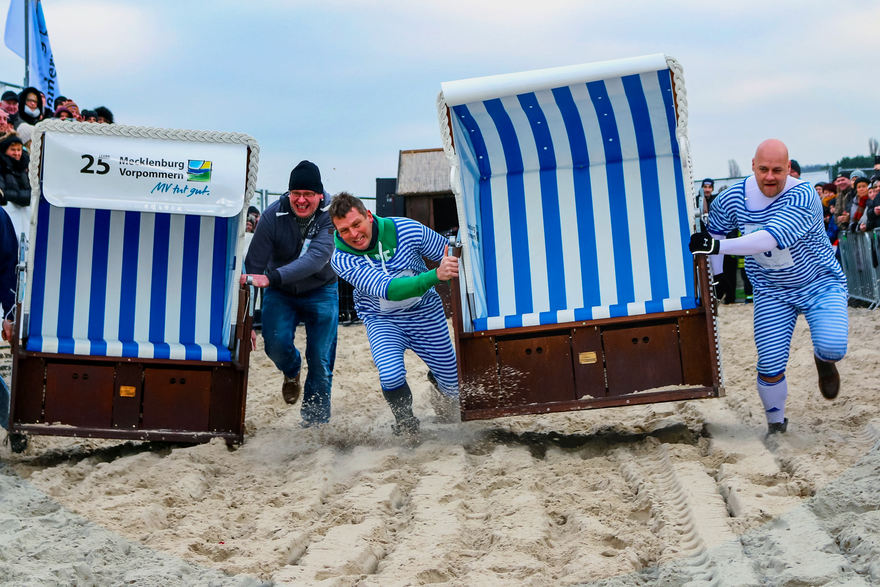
[689,231,720,255]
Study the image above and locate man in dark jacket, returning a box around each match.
[1,206,27,452]
[241,161,338,426]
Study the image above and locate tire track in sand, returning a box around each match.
[612,439,758,585]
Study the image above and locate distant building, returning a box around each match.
[384,147,460,316]
[395,148,458,236]
[375,177,400,217]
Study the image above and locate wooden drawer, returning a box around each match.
[142,368,212,431]
[45,364,114,427]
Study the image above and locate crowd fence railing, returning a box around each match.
[838,228,880,309]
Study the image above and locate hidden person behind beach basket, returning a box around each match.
[8,120,259,447]
[437,54,723,420]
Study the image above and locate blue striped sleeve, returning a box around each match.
[707,185,740,236]
[413,220,448,261]
[331,251,393,299]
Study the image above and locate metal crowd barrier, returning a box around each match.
[838,229,880,309]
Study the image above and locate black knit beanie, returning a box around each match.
[288,160,323,193]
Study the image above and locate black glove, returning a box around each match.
[689,231,720,255]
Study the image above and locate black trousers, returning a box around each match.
[337,278,357,322]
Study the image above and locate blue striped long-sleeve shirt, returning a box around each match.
[331,216,447,318]
[708,176,845,293]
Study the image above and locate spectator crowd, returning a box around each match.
[0,86,114,238]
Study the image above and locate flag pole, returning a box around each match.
[23,0,29,87]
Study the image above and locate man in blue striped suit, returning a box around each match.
[690,139,848,436]
[328,193,460,438]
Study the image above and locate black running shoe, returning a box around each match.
[814,355,839,400]
[767,418,788,436]
[9,432,28,453]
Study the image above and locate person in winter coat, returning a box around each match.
[0,134,32,239]
[9,87,44,129]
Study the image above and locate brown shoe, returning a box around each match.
[282,374,301,404]
[814,355,839,400]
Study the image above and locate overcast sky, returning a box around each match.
[0,0,877,200]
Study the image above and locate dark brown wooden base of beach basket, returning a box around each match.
[451,257,723,421]
[8,286,253,445]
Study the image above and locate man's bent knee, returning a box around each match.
[758,371,785,384]
[379,374,407,392]
[814,344,846,363]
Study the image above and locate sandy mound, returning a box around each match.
[2,303,879,585]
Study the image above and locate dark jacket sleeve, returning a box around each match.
[244,202,278,275]
[269,212,335,289]
[0,209,17,317]
[866,198,880,231]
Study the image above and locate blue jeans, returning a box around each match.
[261,282,338,423]
[0,376,9,430]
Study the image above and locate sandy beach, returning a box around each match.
[1,302,879,585]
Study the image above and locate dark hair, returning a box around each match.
[789,159,800,174]
[854,177,869,188]
[0,134,23,151]
[328,191,367,219]
[822,182,837,194]
[94,106,114,123]
[247,205,260,216]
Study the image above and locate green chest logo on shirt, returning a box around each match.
[370,247,396,263]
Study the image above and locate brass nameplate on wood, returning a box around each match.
[578,351,597,364]
[119,385,136,398]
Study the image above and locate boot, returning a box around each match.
[766,418,788,436]
[427,371,461,423]
[282,373,301,404]
[382,383,420,437]
[814,355,840,400]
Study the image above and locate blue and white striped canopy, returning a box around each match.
[25,196,238,361]
[442,55,698,331]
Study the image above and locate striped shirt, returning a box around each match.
[331,217,447,318]
[708,176,845,293]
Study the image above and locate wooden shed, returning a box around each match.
[395,148,459,236]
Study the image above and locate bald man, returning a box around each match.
[689,139,847,435]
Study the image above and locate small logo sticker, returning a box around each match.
[187,160,212,182]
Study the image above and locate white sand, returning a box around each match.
[2,303,880,585]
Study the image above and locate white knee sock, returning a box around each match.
[757,375,787,424]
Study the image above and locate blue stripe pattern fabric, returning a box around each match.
[449,68,697,331]
[363,295,458,394]
[331,217,447,318]
[752,283,848,376]
[708,178,845,292]
[26,197,234,361]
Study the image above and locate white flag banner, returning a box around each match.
[4,0,59,106]
[41,131,248,217]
